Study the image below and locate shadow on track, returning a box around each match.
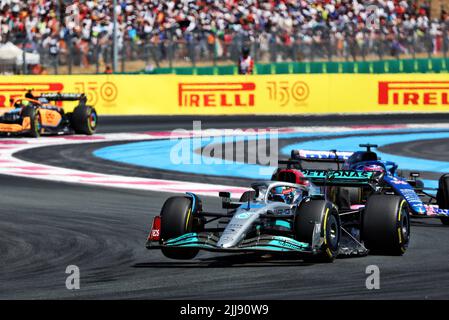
[411,220,449,228]
[133,253,316,268]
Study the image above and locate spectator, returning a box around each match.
[104,65,112,74]
[238,46,254,74]
[0,0,447,71]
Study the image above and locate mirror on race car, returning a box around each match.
[410,172,420,179]
[219,192,231,199]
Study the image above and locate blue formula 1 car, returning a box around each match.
[273,144,449,226]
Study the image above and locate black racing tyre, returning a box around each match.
[436,174,449,225]
[347,187,362,204]
[70,104,97,135]
[362,194,410,255]
[294,200,340,262]
[160,196,199,260]
[22,106,41,138]
[335,187,361,210]
[239,190,257,202]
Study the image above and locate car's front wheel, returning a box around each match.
[294,199,340,262]
[22,106,41,138]
[160,196,199,260]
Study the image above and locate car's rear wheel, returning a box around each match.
[22,106,41,138]
[70,104,97,135]
[362,194,410,255]
[160,196,199,260]
[436,174,449,225]
[294,199,340,262]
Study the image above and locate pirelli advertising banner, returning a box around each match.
[1,74,448,115]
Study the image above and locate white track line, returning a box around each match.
[1,124,447,198]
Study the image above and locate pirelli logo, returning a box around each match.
[178,82,255,107]
[378,81,449,106]
[0,82,63,92]
[0,82,64,107]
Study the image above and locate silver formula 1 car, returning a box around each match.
[146,171,410,262]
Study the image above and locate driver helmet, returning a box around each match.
[269,186,296,204]
[14,99,29,108]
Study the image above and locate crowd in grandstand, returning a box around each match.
[0,0,448,72]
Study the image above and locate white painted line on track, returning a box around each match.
[1,123,447,198]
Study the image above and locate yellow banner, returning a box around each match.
[0,74,448,115]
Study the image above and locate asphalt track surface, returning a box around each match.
[2,115,449,299]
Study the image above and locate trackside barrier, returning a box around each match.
[1,74,449,115]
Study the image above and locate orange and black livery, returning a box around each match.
[0,90,97,137]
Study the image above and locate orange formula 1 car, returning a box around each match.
[0,91,97,137]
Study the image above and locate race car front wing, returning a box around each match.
[146,232,314,254]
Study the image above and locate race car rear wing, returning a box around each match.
[299,169,380,187]
[38,93,87,103]
[291,149,354,163]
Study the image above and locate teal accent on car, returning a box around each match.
[268,236,310,250]
[240,246,291,252]
[176,243,216,249]
[166,232,198,245]
[241,244,308,252]
[275,220,291,229]
[300,169,374,181]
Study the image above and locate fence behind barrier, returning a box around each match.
[4,23,449,75]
